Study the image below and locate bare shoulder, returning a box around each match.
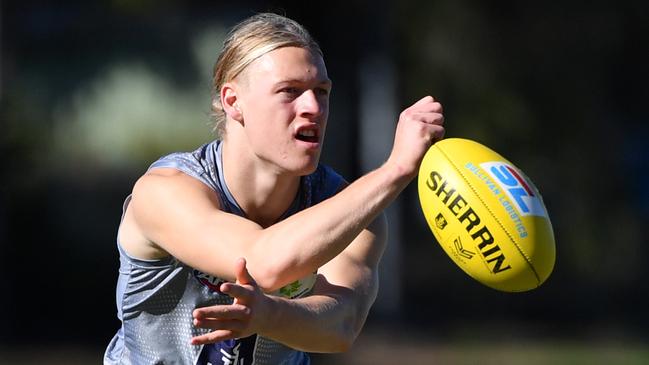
[133,168,220,205]
[120,168,221,260]
[132,167,224,224]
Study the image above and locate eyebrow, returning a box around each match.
[275,78,332,87]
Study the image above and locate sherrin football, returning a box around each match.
[417,138,555,292]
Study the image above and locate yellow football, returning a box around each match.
[417,138,555,292]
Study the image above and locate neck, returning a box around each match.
[221,139,301,228]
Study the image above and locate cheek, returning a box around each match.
[241,98,296,145]
[246,117,292,155]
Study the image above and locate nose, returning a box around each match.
[297,89,326,119]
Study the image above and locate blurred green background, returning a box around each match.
[1,0,648,364]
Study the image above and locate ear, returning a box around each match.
[220,82,243,122]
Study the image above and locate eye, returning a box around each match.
[280,87,300,95]
[315,87,330,97]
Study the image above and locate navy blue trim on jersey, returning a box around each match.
[197,335,258,365]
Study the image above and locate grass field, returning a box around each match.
[312,325,649,365]
[1,327,647,365]
[314,337,649,365]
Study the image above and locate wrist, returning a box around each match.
[257,294,282,336]
[381,159,417,185]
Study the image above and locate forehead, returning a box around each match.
[242,46,330,85]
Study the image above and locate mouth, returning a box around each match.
[295,126,320,144]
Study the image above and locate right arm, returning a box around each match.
[124,96,444,292]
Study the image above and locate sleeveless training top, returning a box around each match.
[104,140,345,365]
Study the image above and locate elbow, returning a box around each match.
[327,325,358,353]
[251,272,282,293]
[333,334,356,353]
[249,262,293,293]
[249,253,318,293]
[246,238,304,292]
[325,315,361,353]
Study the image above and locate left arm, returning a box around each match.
[191,213,387,352]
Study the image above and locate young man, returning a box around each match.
[104,13,444,365]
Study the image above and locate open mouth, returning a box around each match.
[295,129,319,143]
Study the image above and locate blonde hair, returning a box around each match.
[211,13,323,137]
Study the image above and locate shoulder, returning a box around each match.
[133,168,219,207]
[144,140,225,192]
[120,169,217,260]
[123,167,224,257]
[148,141,215,173]
[129,168,223,236]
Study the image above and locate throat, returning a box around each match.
[244,184,300,227]
[221,139,301,227]
[230,173,301,227]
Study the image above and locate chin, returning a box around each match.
[293,161,319,176]
[301,164,319,176]
[290,156,320,176]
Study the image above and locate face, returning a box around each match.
[232,46,332,176]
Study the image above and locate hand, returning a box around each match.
[387,96,445,178]
[191,258,272,345]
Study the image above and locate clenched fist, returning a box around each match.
[387,96,445,178]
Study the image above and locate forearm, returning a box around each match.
[132,166,403,293]
[261,291,361,353]
[251,97,444,290]
[133,96,441,292]
[191,224,384,351]
[254,163,408,290]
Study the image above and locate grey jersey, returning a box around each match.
[104,140,344,365]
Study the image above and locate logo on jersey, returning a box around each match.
[480,162,547,217]
[219,342,243,365]
[275,274,317,299]
[193,270,225,293]
[198,337,255,365]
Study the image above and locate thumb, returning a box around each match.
[234,257,257,286]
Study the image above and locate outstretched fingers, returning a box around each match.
[190,258,270,345]
[191,304,253,344]
[191,329,238,345]
[193,303,251,321]
[219,282,256,304]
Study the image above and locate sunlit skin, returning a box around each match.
[219,47,332,226]
[119,44,444,352]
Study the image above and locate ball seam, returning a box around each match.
[436,143,541,286]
